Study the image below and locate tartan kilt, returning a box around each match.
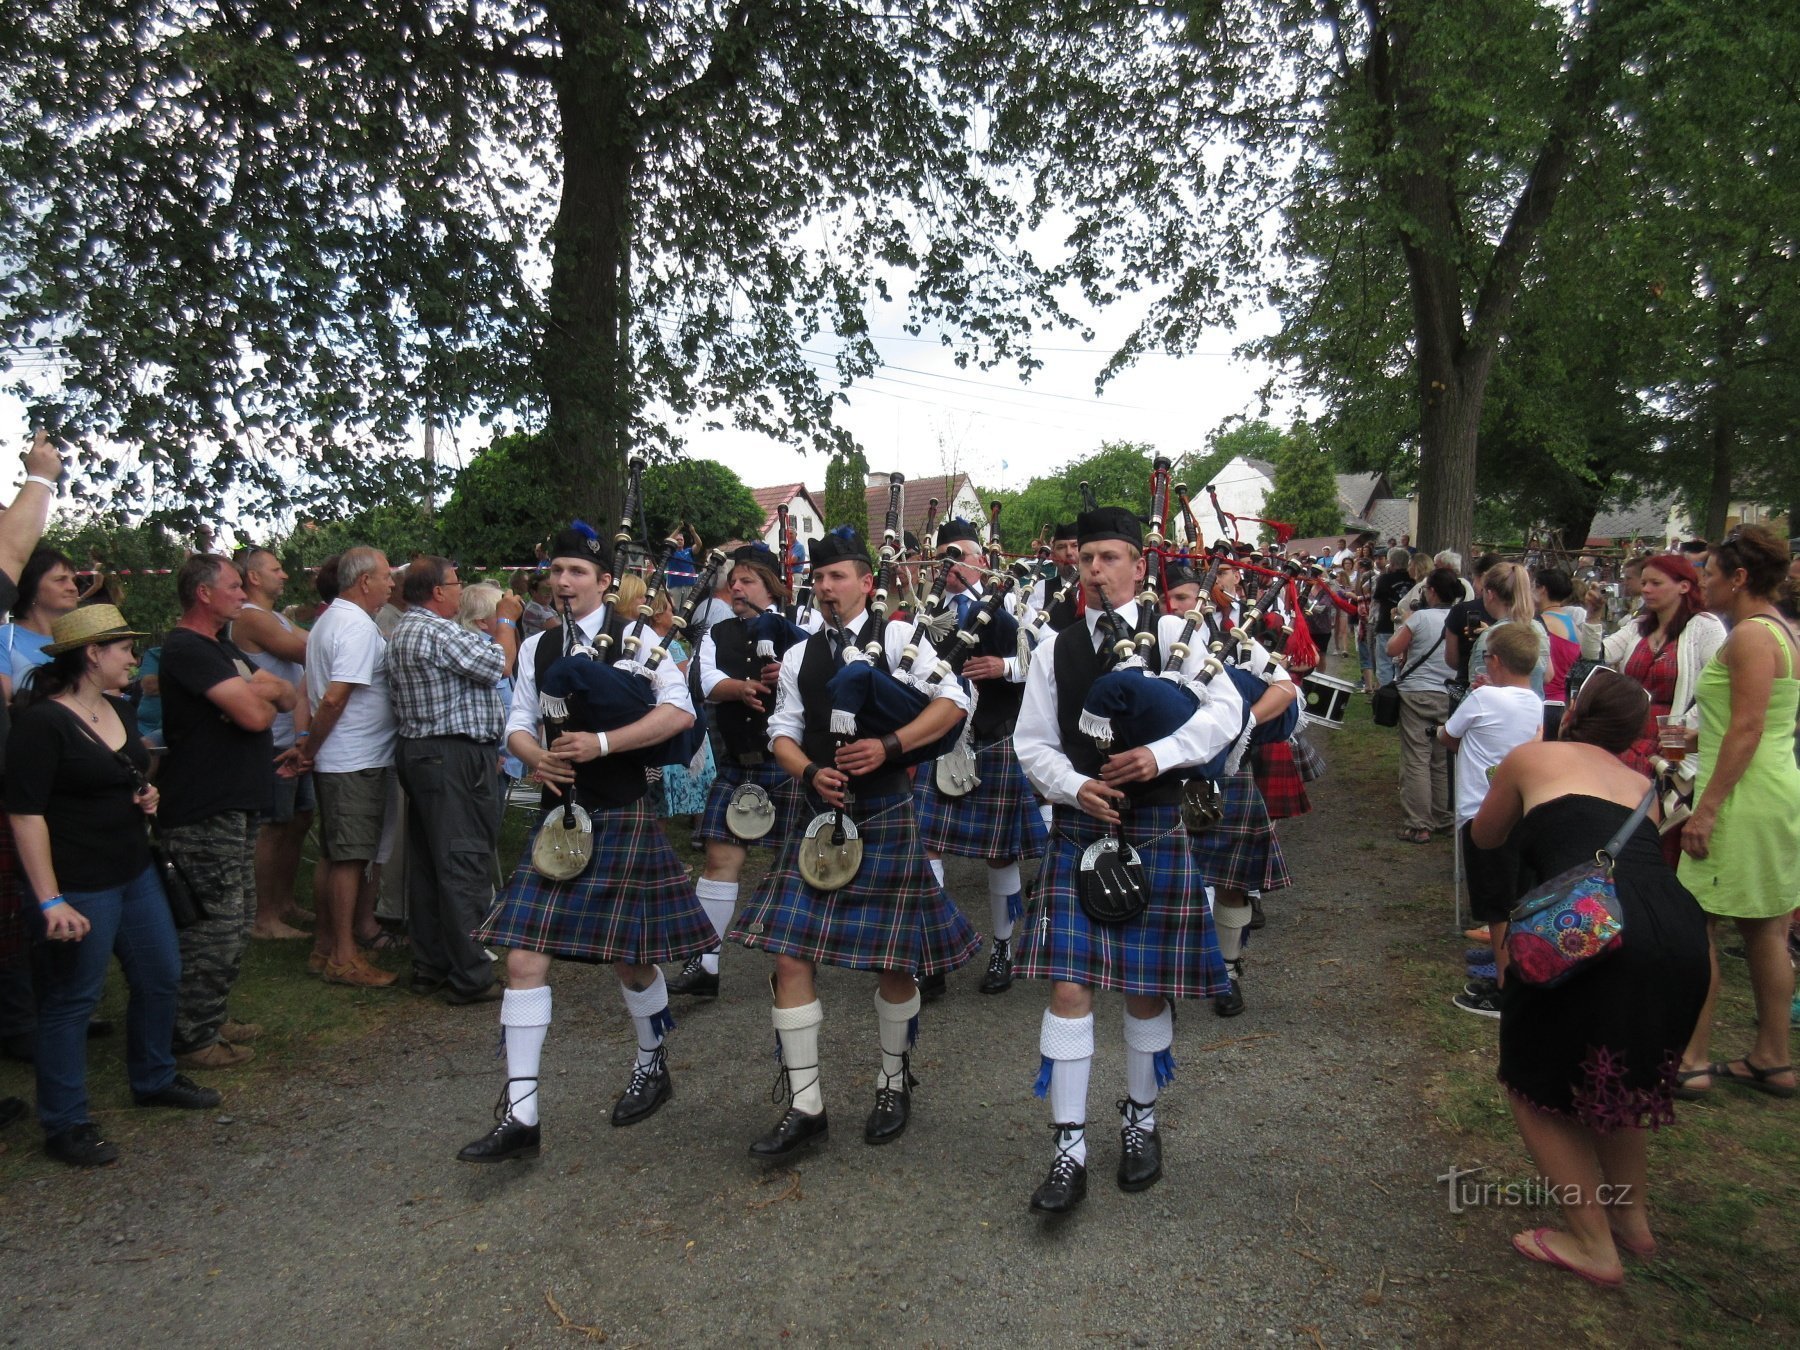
[0,813,21,962]
[729,790,979,977]
[473,799,715,965]
[1015,804,1228,1000]
[1252,739,1311,819]
[1187,769,1292,894]
[915,736,1049,861]
[692,757,807,851]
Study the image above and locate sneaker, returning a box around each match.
[219,1020,263,1044]
[45,1122,119,1168]
[1452,989,1502,1018]
[1463,976,1499,999]
[324,956,398,988]
[135,1073,222,1110]
[175,1040,255,1070]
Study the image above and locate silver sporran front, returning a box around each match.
[725,782,777,841]
[796,810,863,892]
[933,736,981,798]
[1179,778,1224,832]
[531,802,594,880]
[1076,836,1147,925]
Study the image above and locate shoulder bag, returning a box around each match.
[1371,625,1446,728]
[1505,785,1655,989]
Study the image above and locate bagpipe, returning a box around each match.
[597,457,649,645]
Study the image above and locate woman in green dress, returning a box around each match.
[1676,524,1800,1100]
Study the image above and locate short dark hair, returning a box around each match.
[13,547,75,618]
[1472,552,1503,579]
[177,554,237,611]
[1426,567,1462,605]
[314,554,342,605]
[1534,566,1573,603]
[402,555,455,606]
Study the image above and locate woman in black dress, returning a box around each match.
[1472,669,1709,1286]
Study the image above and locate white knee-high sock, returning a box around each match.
[499,986,552,1127]
[988,862,1022,941]
[1214,902,1253,964]
[620,969,673,1068]
[1122,1005,1175,1131]
[875,988,921,1088]
[927,857,946,889]
[772,1001,825,1115]
[1035,1009,1094,1165]
[694,878,738,973]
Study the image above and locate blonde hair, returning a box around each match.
[1482,561,1537,627]
[457,582,502,633]
[614,574,646,614]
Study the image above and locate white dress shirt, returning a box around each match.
[505,604,694,744]
[1014,600,1257,808]
[766,607,971,750]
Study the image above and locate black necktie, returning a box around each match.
[1097,613,1128,657]
[829,629,850,664]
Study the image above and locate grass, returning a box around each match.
[1322,701,1800,1347]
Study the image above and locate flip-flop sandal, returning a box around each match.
[1511,1227,1624,1288]
[357,929,409,955]
[1671,1066,1714,1101]
[1607,1222,1656,1258]
[1394,828,1432,844]
[1715,1058,1797,1099]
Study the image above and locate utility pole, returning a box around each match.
[423,420,436,517]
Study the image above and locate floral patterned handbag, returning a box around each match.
[1505,786,1655,989]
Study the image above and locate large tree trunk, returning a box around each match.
[1702,392,1735,541]
[541,2,637,532]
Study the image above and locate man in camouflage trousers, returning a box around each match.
[159,555,297,1070]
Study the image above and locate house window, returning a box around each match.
[801,516,814,533]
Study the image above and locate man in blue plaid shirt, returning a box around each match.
[388,556,517,1005]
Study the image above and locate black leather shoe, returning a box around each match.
[668,955,720,998]
[440,981,504,1006]
[456,1118,541,1163]
[1248,895,1266,930]
[864,1055,917,1145]
[134,1073,222,1110]
[1213,958,1246,1018]
[1116,1098,1163,1192]
[87,1017,116,1039]
[915,971,947,1003]
[611,1047,673,1127]
[749,1107,829,1158]
[46,1122,119,1168]
[409,971,446,996]
[978,938,1014,995]
[1029,1126,1088,1214]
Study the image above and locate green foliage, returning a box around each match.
[1261,425,1342,540]
[276,504,443,577]
[437,434,562,569]
[642,460,764,550]
[991,441,1176,553]
[822,448,871,536]
[43,517,186,636]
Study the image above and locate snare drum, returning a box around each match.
[1299,671,1355,729]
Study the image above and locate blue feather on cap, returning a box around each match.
[571,519,599,541]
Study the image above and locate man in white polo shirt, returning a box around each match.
[295,547,397,988]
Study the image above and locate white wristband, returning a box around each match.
[23,474,58,492]
[596,732,610,758]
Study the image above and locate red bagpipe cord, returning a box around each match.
[1282,579,1318,671]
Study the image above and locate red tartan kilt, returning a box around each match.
[1252,740,1310,819]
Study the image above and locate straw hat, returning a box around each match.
[43,604,147,656]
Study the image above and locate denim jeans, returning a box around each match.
[1374,641,1398,690]
[33,865,180,1134]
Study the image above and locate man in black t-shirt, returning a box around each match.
[1371,548,1414,687]
[0,431,66,1084]
[158,556,296,1071]
[1443,553,1502,687]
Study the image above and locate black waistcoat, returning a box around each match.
[533,610,649,809]
[1045,580,1081,634]
[707,617,772,763]
[1052,611,1184,807]
[797,610,908,798]
[954,590,1025,744]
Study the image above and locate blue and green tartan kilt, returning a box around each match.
[692,756,807,850]
[1187,768,1292,894]
[473,798,716,965]
[915,736,1049,862]
[729,790,980,976]
[1015,804,1229,1000]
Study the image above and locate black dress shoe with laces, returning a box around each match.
[915,971,947,1003]
[1029,1125,1088,1214]
[1116,1097,1163,1192]
[864,1055,917,1145]
[611,1047,673,1127]
[134,1073,222,1110]
[46,1122,120,1168]
[668,955,720,998]
[457,1118,541,1163]
[1247,895,1266,930]
[1213,958,1245,1018]
[749,1107,829,1158]
[978,938,1014,995]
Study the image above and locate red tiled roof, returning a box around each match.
[862,473,982,545]
[749,483,823,538]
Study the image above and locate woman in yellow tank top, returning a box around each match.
[1676,525,1800,1100]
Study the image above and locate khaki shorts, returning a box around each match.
[315,767,394,863]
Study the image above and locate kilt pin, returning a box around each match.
[474,799,717,965]
[692,756,809,850]
[1187,767,1291,894]
[729,789,980,976]
[1251,738,1310,820]
[914,735,1049,862]
[1016,805,1230,1000]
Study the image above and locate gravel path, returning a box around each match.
[2,732,1477,1347]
